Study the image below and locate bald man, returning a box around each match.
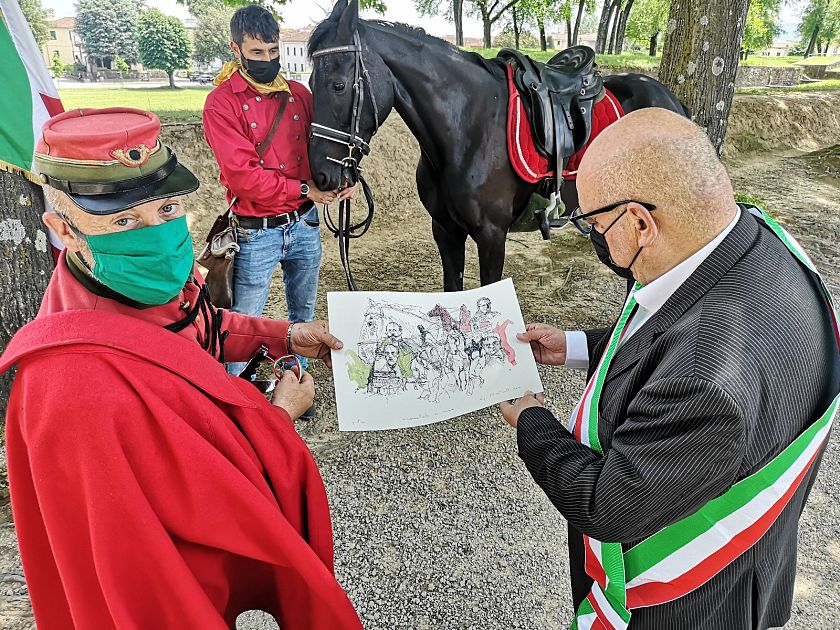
[500,109,839,629]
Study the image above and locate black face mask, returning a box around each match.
[590,228,636,280]
[241,56,280,84]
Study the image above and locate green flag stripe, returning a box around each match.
[0,15,35,173]
[624,395,836,578]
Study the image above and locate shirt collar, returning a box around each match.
[634,208,741,314]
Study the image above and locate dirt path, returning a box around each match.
[1,118,839,628]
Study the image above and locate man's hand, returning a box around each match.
[337,182,359,202]
[518,324,567,366]
[289,321,343,368]
[306,180,337,205]
[271,371,315,420]
[499,391,545,429]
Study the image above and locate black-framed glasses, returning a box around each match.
[569,200,656,235]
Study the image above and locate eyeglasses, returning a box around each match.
[569,200,657,235]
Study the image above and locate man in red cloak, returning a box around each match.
[0,107,362,629]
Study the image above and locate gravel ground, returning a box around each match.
[1,124,839,628]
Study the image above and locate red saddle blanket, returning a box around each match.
[505,64,624,183]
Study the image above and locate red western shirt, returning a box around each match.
[203,72,313,218]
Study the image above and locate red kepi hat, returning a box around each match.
[34,107,199,215]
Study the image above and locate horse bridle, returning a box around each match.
[311,31,380,290]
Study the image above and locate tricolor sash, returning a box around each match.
[567,207,839,630]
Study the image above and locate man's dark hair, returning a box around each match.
[230,6,279,46]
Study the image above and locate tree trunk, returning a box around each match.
[539,19,547,51]
[614,0,635,54]
[573,0,587,46]
[649,31,659,56]
[804,23,820,58]
[566,12,573,48]
[596,0,613,53]
[659,0,751,155]
[482,10,492,48]
[0,172,54,516]
[454,0,464,46]
[513,6,521,49]
[168,71,176,88]
[607,0,623,54]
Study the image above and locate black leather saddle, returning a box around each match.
[498,45,602,168]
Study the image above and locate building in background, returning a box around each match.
[40,17,85,69]
[281,27,313,81]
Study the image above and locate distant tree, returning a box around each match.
[113,54,130,75]
[194,6,235,65]
[624,0,669,55]
[176,0,387,18]
[741,0,781,57]
[50,51,64,77]
[74,0,140,70]
[18,0,53,47]
[417,0,466,46]
[464,0,522,48]
[137,8,193,88]
[494,24,539,48]
[798,0,840,57]
[184,0,223,18]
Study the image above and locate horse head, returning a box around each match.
[308,0,395,191]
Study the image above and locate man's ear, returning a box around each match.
[628,202,658,247]
[230,40,241,61]
[42,212,80,252]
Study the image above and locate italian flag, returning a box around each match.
[0,0,66,255]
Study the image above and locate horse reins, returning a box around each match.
[311,31,380,290]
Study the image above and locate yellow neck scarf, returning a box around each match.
[213,60,291,96]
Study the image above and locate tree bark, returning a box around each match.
[804,22,820,57]
[573,0,587,46]
[596,0,613,53]
[454,0,464,46]
[0,172,54,516]
[607,0,623,54]
[614,0,635,54]
[513,6,521,49]
[659,0,751,155]
[482,9,492,48]
[168,71,176,88]
[566,11,573,47]
[539,19,547,51]
[649,31,659,56]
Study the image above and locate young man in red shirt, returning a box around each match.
[203,6,355,393]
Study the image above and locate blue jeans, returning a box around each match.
[226,205,322,375]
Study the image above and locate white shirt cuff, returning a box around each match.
[563,330,589,369]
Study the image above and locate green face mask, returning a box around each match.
[82,216,195,306]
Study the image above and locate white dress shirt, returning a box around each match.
[564,209,741,369]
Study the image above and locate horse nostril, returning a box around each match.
[314,173,329,190]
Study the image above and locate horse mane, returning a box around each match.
[308,17,504,77]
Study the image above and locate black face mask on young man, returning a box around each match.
[242,56,280,84]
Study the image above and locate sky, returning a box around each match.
[41,0,805,41]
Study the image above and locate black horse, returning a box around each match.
[308,0,686,291]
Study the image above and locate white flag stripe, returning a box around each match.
[626,419,832,589]
[577,612,598,630]
[592,582,629,629]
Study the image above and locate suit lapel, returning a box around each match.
[602,211,760,385]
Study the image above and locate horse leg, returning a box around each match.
[474,223,507,286]
[432,218,468,292]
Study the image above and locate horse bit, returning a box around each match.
[311,31,380,291]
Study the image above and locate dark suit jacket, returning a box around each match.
[517,211,839,629]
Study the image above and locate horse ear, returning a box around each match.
[328,0,349,21]
[336,0,359,41]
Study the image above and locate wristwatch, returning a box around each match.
[299,181,310,198]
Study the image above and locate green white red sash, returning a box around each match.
[567,208,839,630]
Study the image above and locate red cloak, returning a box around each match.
[0,255,362,629]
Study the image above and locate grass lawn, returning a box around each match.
[58,87,210,122]
[736,79,840,94]
[740,55,804,67]
[795,55,840,66]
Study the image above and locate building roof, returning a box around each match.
[280,27,314,44]
[49,17,76,29]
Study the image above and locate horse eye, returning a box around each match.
[333,81,346,92]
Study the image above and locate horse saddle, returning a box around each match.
[498,46,602,168]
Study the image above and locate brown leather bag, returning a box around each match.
[197,94,290,308]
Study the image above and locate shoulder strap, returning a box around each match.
[257,94,290,159]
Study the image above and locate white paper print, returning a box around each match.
[328,278,543,431]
